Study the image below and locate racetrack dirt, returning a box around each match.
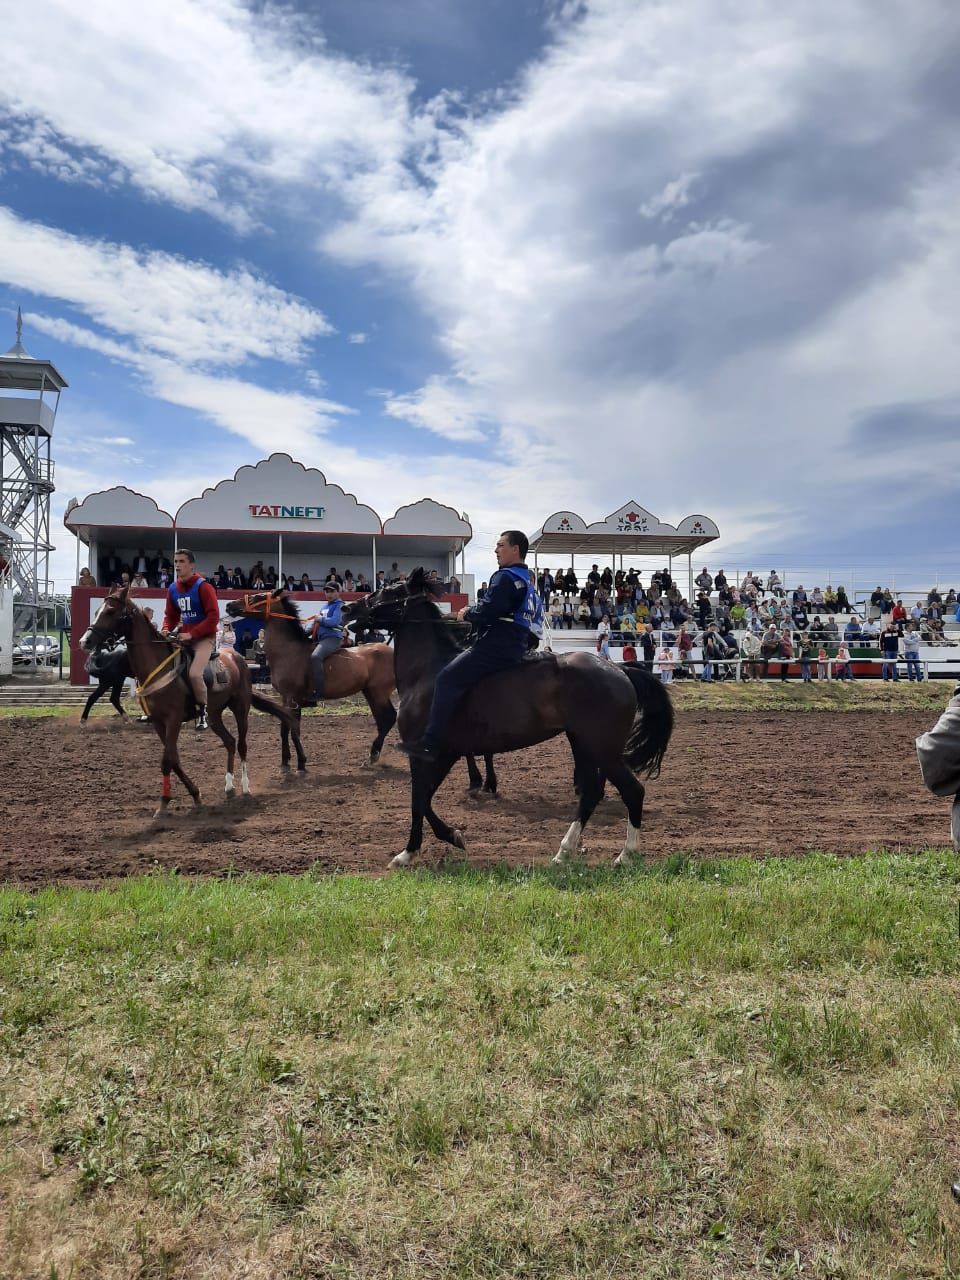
[0,707,949,884]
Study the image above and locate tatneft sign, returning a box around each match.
[248,504,325,519]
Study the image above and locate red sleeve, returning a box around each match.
[188,581,220,640]
[162,591,180,633]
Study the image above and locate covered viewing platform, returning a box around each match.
[528,501,720,601]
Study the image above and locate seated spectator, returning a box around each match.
[264,566,278,588]
[766,570,783,596]
[869,587,884,619]
[928,586,943,606]
[946,588,958,608]
[696,591,712,627]
[880,589,894,616]
[810,586,824,608]
[343,569,356,592]
[250,570,266,589]
[296,573,314,591]
[792,584,808,605]
[229,566,246,589]
[835,585,852,613]
[892,598,907,627]
[859,617,879,643]
[561,598,576,629]
[620,611,636,637]
[809,615,826,641]
[131,570,149,588]
[730,600,746,628]
[792,603,809,629]
[824,615,839,640]
[823,585,838,612]
[634,598,649,624]
[910,600,925,623]
[577,599,591,627]
[78,567,96,588]
[249,560,266,585]
[843,617,862,643]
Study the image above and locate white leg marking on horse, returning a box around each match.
[614,819,642,868]
[240,762,250,794]
[389,849,414,868]
[553,820,584,865]
[224,772,234,794]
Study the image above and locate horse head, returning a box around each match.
[342,578,410,631]
[226,587,289,621]
[80,586,136,651]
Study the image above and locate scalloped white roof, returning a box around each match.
[64,486,173,531]
[531,502,718,554]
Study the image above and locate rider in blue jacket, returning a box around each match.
[402,529,543,761]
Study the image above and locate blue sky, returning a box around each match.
[1,0,959,593]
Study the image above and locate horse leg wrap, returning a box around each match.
[553,821,585,864]
[224,772,234,794]
[240,763,250,794]
[161,774,172,800]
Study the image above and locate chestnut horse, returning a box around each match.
[226,589,498,792]
[81,587,295,816]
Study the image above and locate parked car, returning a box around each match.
[12,635,61,667]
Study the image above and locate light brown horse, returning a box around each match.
[81,587,295,817]
[226,589,499,793]
[226,589,397,771]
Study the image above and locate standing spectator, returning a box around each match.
[595,616,611,661]
[760,623,780,678]
[740,629,761,681]
[656,645,675,683]
[817,644,829,681]
[798,632,814,683]
[834,642,853,681]
[695,567,713,593]
[253,627,268,683]
[677,623,694,678]
[904,624,923,682]
[549,595,562,629]
[778,627,794,682]
[696,591,712,628]
[714,568,728,590]
[880,624,901,681]
[701,625,723,682]
[538,568,554,601]
[639,624,656,673]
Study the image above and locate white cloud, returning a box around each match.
[0,209,331,367]
[347,332,369,344]
[0,0,417,228]
[382,377,488,442]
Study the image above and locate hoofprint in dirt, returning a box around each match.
[0,708,949,884]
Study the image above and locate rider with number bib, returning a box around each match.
[162,548,219,731]
[402,529,544,762]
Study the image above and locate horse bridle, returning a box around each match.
[239,591,300,622]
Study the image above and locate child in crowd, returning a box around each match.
[657,647,675,683]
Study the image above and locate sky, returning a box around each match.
[2,0,959,595]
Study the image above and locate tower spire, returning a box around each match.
[4,306,30,359]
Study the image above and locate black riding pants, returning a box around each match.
[425,636,526,744]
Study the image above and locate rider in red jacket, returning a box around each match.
[162,548,219,730]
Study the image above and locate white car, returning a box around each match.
[12,635,61,667]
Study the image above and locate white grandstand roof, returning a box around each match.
[529,502,719,558]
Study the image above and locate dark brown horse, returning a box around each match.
[81,587,295,816]
[343,569,674,867]
[225,589,499,793]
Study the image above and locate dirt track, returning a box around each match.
[0,708,949,884]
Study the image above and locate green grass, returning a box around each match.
[670,678,950,711]
[3,853,960,1277]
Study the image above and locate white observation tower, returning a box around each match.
[0,309,67,634]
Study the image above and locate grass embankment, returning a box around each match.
[3,854,960,1278]
[0,680,953,719]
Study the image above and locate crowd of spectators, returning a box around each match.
[534,564,959,681]
[86,551,461,596]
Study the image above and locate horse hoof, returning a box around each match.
[224,789,235,801]
[613,851,634,868]
[389,850,414,868]
[451,830,467,851]
[467,788,482,801]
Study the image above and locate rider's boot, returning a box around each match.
[301,654,325,708]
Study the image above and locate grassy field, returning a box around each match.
[3,854,960,1278]
[0,679,953,719]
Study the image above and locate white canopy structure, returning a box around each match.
[65,453,472,584]
[529,501,720,601]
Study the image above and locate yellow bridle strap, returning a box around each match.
[136,649,178,717]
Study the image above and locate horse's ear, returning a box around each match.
[116,585,130,601]
[408,567,426,592]
[272,587,285,599]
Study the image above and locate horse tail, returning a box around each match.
[250,691,294,725]
[619,661,674,778]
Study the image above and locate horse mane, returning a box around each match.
[270,594,312,647]
[405,592,469,654]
